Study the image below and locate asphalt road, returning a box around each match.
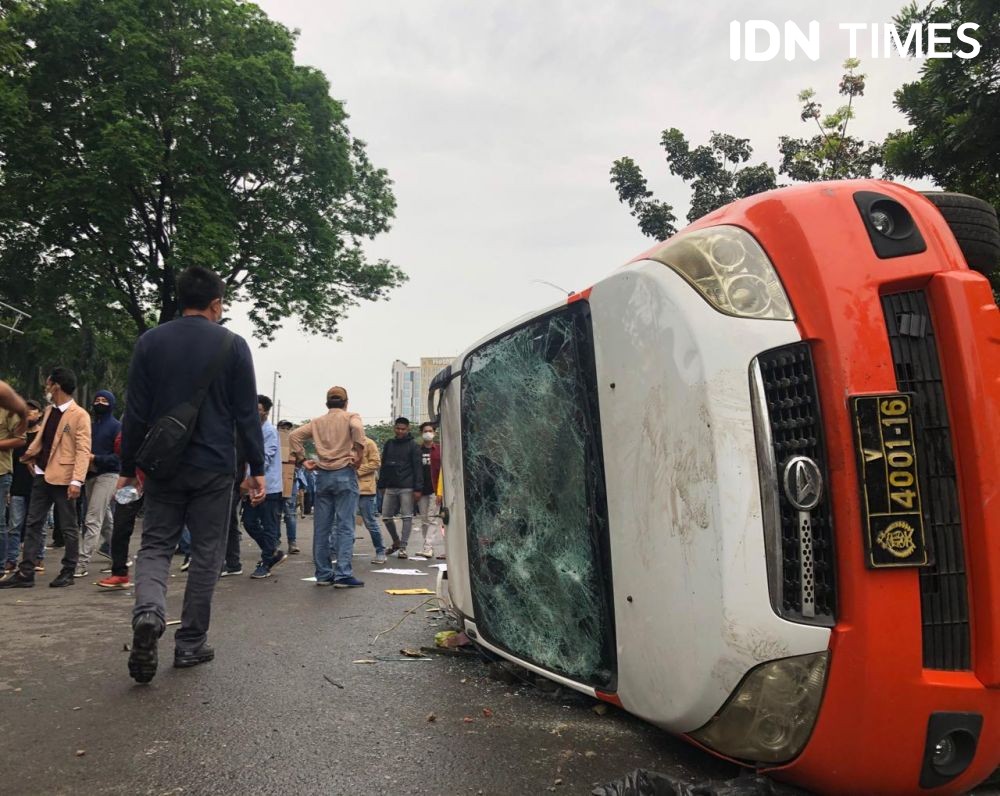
[0,515,750,796]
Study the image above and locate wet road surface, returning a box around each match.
[0,516,770,795]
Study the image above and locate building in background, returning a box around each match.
[390,357,453,423]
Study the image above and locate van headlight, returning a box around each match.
[646,225,793,320]
[689,651,828,764]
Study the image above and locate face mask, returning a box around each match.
[44,391,53,405]
[422,432,434,442]
[93,404,110,415]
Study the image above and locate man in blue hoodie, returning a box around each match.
[76,390,121,577]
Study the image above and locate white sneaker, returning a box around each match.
[419,547,434,559]
[397,549,408,559]
[74,567,89,578]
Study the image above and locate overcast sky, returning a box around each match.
[232,1,928,424]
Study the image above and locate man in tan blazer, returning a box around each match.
[0,367,91,589]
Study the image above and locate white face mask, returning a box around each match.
[44,390,53,405]
[422,432,434,442]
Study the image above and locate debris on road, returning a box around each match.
[385,588,435,595]
[400,648,426,657]
[352,659,377,665]
[371,568,427,576]
[323,675,344,689]
[593,770,804,796]
[374,655,432,662]
[426,712,437,722]
[482,708,493,718]
[75,750,86,757]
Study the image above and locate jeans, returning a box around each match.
[177,526,192,556]
[281,492,297,545]
[312,467,359,582]
[0,473,12,563]
[7,494,27,564]
[133,466,234,652]
[381,488,414,550]
[243,492,282,561]
[358,494,385,557]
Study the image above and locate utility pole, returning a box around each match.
[271,371,281,425]
[277,400,281,423]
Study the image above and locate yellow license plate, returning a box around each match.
[850,393,930,568]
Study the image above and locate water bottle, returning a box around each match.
[114,485,140,505]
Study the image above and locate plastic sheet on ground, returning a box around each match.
[592,770,804,796]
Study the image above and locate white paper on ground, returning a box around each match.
[428,564,448,571]
[371,568,427,576]
[302,577,317,582]
[409,556,428,561]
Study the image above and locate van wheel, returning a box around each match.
[921,192,1000,277]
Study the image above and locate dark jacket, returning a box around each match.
[121,315,264,479]
[90,389,122,475]
[377,436,423,490]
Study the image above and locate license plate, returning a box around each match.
[850,393,930,568]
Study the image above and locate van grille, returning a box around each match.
[756,344,837,623]
[883,291,970,670]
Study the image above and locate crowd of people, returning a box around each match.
[0,265,444,684]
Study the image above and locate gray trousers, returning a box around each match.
[381,488,414,549]
[79,472,117,565]
[133,467,234,652]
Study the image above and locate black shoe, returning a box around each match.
[128,612,163,684]
[174,643,215,669]
[0,570,34,589]
[49,570,75,588]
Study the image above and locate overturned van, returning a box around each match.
[428,180,1000,795]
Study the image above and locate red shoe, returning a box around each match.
[97,575,130,590]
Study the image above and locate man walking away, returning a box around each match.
[357,436,386,565]
[416,422,442,559]
[119,266,265,683]
[289,387,364,587]
[378,417,422,559]
[241,395,286,579]
[0,368,91,588]
[77,390,121,577]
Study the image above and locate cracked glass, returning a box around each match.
[461,303,615,686]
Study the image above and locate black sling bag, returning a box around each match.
[134,332,234,480]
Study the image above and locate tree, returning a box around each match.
[364,421,396,448]
[884,1,999,209]
[779,58,887,182]
[0,0,404,352]
[612,60,884,239]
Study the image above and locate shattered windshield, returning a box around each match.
[461,303,615,686]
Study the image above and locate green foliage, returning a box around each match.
[779,59,887,182]
[364,421,396,448]
[0,0,405,372]
[884,0,1000,209]
[612,60,884,239]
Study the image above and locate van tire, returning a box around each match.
[921,191,1000,277]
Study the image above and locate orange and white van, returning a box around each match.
[429,180,1000,794]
